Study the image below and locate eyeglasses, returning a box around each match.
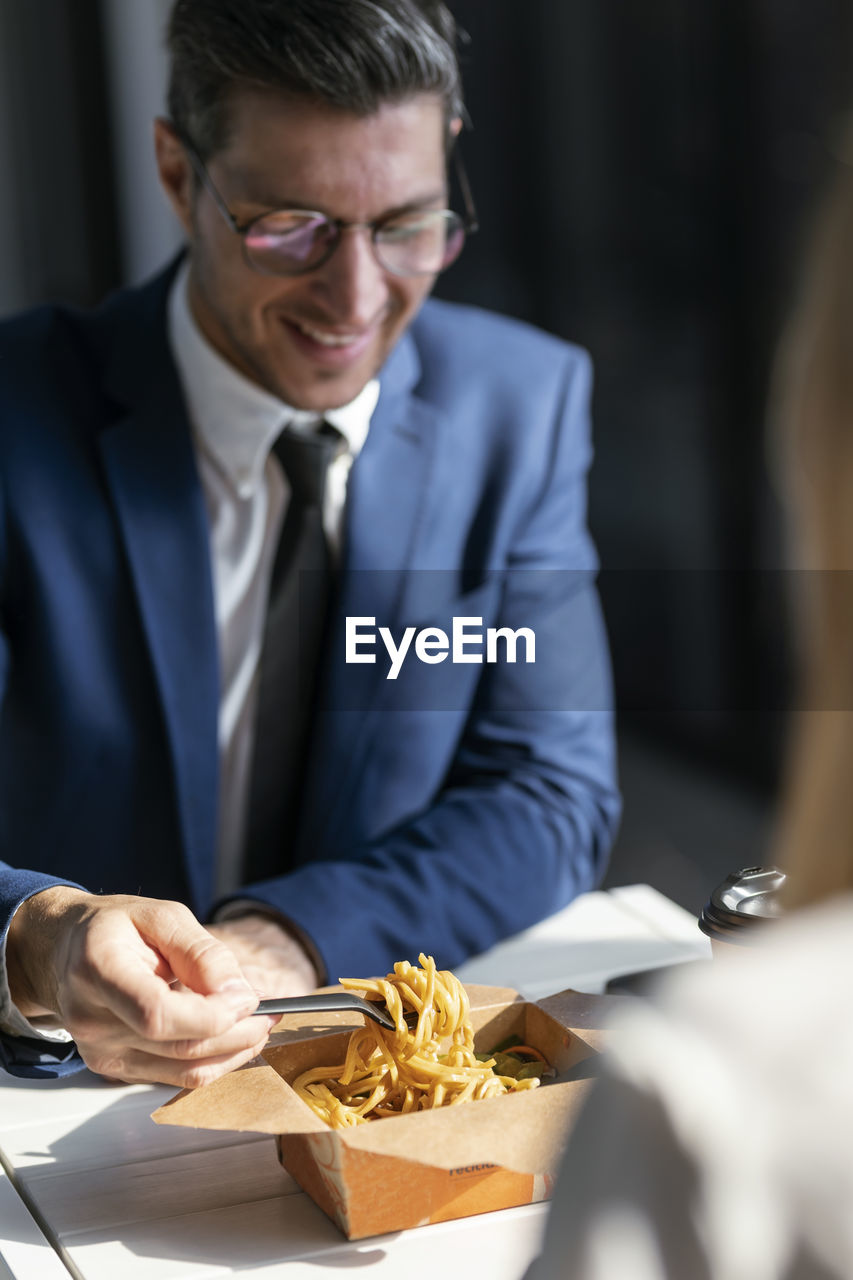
[177,129,478,279]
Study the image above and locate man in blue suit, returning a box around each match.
[1,0,620,1084]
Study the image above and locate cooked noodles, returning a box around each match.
[292,954,539,1128]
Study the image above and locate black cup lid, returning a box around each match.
[699,865,786,938]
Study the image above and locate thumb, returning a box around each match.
[136,901,257,1007]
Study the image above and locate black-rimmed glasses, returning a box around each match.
[176,128,478,279]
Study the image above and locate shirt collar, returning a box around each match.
[167,261,379,500]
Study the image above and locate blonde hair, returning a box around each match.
[772,127,853,907]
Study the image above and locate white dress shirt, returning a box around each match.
[0,263,378,1040]
[168,263,378,895]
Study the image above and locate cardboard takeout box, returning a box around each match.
[152,984,621,1239]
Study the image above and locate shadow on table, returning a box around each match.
[7,1088,394,1269]
[67,1191,396,1272]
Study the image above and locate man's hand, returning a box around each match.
[206,913,320,998]
[6,888,278,1088]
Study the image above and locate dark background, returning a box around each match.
[3,0,851,912]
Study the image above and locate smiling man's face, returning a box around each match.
[156,90,449,411]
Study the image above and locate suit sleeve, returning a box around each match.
[224,347,621,981]
[0,483,88,1078]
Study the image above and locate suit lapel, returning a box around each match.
[96,270,220,911]
[299,330,447,856]
[92,273,444,887]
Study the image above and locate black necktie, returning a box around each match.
[245,422,344,881]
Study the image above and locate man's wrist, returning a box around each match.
[6,886,89,1017]
[210,901,324,987]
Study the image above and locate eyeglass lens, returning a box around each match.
[243,209,466,277]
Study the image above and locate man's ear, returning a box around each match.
[153,117,194,236]
[449,116,463,140]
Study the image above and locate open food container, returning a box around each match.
[153,984,622,1239]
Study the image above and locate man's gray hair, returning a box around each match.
[167,0,464,159]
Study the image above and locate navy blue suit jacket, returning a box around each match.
[0,264,620,1076]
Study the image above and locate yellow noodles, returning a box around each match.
[292,954,539,1128]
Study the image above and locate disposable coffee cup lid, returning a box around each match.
[699,866,786,944]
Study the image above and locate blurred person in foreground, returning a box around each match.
[525,137,853,1280]
[0,0,619,1086]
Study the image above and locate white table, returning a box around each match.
[0,885,709,1280]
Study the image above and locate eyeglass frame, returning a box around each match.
[171,122,479,278]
